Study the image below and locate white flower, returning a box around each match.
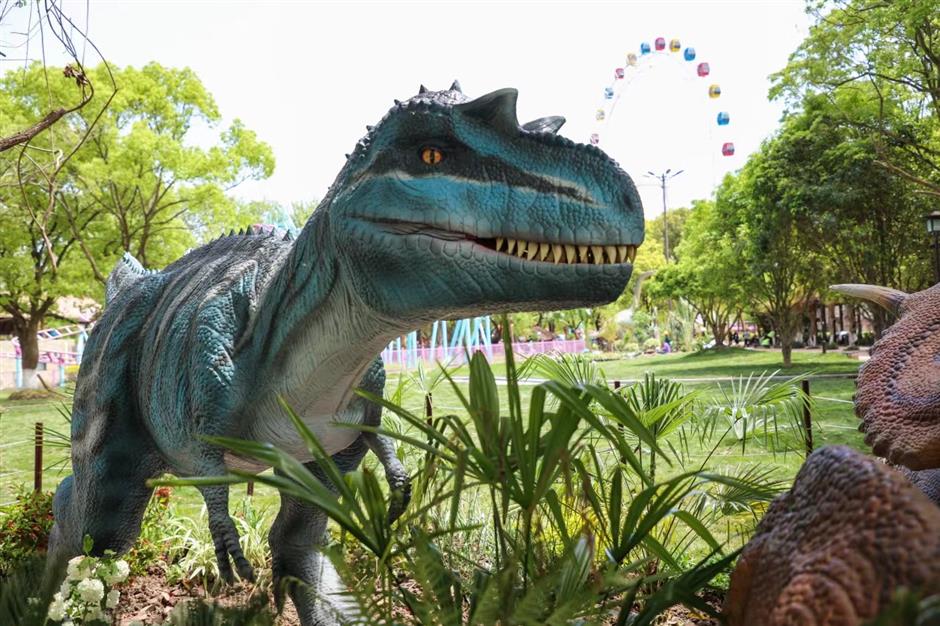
[102,559,130,585]
[76,577,105,603]
[66,556,91,581]
[106,589,120,609]
[47,592,66,621]
[85,606,105,622]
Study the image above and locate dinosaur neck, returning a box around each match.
[248,207,416,418]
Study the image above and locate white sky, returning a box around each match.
[2,1,811,219]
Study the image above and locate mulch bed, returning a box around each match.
[114,568,724,625]
[114,568,299,625]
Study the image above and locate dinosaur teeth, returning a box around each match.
[488,236,640,265]
[565,244,576,264]
[605,245,616,264]
[526,240,538,260]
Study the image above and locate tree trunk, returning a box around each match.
[845,302,856,346]
[709,321,727,347]
[15,317,42,388]
[871,307,887,340]
[781,341,793,367]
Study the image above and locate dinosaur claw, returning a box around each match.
[387,479,412,524]
[235,557,256,583]
[205,504,254,585]
[217,553,236,584]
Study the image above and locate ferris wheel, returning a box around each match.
[589,37,734,159]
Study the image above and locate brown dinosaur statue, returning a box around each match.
[725,283,940,626]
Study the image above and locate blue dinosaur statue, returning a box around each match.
[47,82,644,625]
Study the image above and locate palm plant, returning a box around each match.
[158,316,765,624]
[702,370,811,452]
[518,352,607,389]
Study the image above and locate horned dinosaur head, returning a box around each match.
[832,283,940,470]
[321,82,644,320]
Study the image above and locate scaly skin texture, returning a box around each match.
[47,82,644,625]
[727,282,940,625]
[898,467,940,506]
[853,283,940,470]
[725,446,940,626]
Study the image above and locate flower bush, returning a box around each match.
[47,545,129,625]
[0,489,54,575]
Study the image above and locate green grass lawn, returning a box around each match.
[0,347,864,522]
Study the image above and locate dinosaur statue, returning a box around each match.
[47,82,644,624]
[725,282,940,625]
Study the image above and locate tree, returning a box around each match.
[772,0,940,198]
[647,200,745,347]
[0,63,274,384]
[0,62,109,386]
[647,207,690,261]
[765,94,933,333]
[61,63,275,274]
[0,1,108,154]
[717,160,824,367]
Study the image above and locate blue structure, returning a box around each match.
[640,42,651,55]
[683,47,696,61]
[717,111,730,125]
[389,315,493,367]
[604,87,614,99]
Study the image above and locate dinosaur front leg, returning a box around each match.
[269,437,368,626]
[46,424,161,595]
[364,432,411,523]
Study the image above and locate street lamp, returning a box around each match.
[645,169,684,260]
[927,211,940,284]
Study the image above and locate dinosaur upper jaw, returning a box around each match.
[339,217,639,320]
[363,219,640,267]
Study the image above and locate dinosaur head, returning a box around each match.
[833,283,940,470]
[324,82,644,320]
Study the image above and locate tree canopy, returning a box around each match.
[0,62,275,376]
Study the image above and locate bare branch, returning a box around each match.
[874,159,940,198]
[0,107,70,153]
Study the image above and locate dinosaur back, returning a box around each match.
[73,231,295,463]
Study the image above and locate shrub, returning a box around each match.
[164,497,271,589]
[617,340,640,354]
[631,309,652,343]
[47,547,130,625]
[0,490,54,575]
[643,336,660,351]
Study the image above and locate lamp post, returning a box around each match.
[927,211,940,284]
[645,169,684,260]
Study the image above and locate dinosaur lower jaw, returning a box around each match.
[367,220,640,266]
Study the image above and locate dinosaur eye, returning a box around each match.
[420,147,443,165]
